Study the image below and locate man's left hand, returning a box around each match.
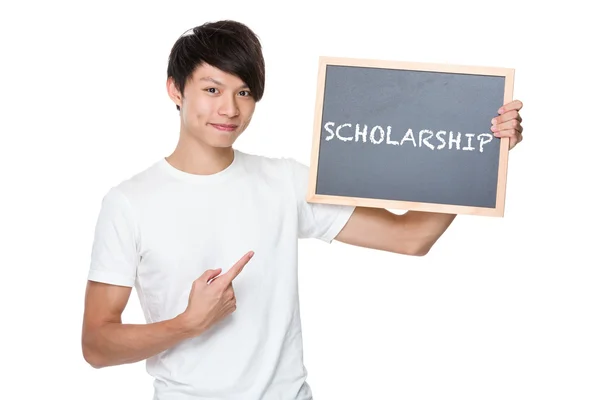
[491,100,524,150]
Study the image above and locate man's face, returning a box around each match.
[168,63,256,148]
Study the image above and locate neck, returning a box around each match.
[165,134,234,176]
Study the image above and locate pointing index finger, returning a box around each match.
[223,251,254,283]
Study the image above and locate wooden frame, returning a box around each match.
[307,56,515,217]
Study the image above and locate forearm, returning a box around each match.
[82,313,197,368]
[335,206,457,256]
[401,210,456,255]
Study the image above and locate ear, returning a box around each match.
[166,77,183,108]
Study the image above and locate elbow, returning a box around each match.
[83,346,104,369]
[408,245,431,257]
[392,244,430,257]
[82,336,107,369]
[409,236,442,257]
[402,240,434,257]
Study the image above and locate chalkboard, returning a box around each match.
[307,57,514,217]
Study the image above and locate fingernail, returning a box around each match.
[498,107,504,114]
[491,118,497,125]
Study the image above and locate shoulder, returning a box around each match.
[98,160,166,209]
[236,149,308,179]
[235,150,313,207]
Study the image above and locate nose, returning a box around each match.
[218,95,239,118]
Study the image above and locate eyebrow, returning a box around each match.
[198,77,249,90]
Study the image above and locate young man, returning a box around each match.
[82,20,524,400]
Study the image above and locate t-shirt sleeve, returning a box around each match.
[287,158,356,243]
[87,186,139,287]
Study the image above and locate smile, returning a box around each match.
[210,124,238,132]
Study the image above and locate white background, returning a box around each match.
[1,1,599,399]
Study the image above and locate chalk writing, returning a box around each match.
[323,121,493,153]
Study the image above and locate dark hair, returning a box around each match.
[167,20,265,111]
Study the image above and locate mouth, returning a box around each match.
[210,123,238,132]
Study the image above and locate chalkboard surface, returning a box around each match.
[307,57,514,217]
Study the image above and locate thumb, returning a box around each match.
[198,268,222,283]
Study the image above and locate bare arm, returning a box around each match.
[334,206,456,256]
[81,280,194,369]
[81,251,254,369]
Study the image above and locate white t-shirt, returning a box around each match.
[87,149,356,400]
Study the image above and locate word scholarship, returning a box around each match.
[323,121,494,153]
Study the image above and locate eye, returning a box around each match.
[239,90,251,97]
[205,87,219,94]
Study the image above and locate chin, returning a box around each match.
[206,134,240,148]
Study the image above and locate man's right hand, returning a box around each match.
[82,251,255,368]
[180,250,254,335]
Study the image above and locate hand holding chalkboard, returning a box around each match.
[307,57,520,217]
[491,100,524,150]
